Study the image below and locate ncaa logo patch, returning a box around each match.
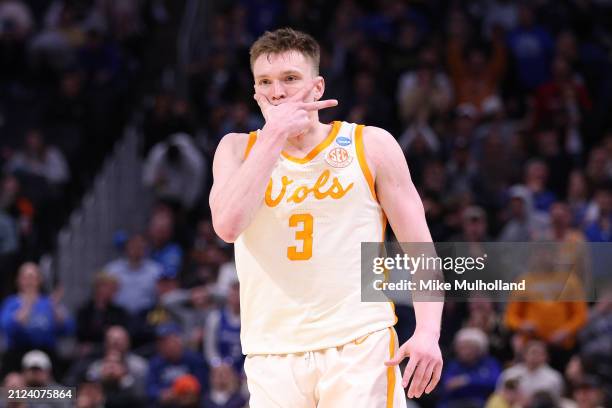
[326,147,353,168]
[335,136,351,146]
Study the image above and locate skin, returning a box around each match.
[210,49,443,398]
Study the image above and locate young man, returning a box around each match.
[210,28,443,407]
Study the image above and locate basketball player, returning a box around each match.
[210,28,443,407]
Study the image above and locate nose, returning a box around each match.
[271,81,286,101]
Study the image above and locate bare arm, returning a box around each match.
[363,126,443,399]
[209,128,287,242]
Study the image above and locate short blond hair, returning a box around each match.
[249,28,320,74]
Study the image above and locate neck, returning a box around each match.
[282,117,327,153]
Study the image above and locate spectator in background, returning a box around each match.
[22,350,71,407]
[147,322,209,406]
[464,297,512,364]
[504,245,588,369]
[452,206,492,243]
[89,350,146,407]
[498,185,548,242]
[397,47,453,127]
[143,133,206,212]
[84,325,148,396]
[447,30,506,112]
[584,183,612,242]
[439,328,501,408]
[0,262,75,376]
[497,341,564,403]
[567,170,590,227]
[148,210,183,279]
[571,376,607,408]
[76,272,128,356]
[202,363,247,408]
[485,376,523,408]
[0,200,18,254]
[171,373,203,408]
[533,56,592,134]
[204,281,242,373]
[523,159,556,213]
[104,233,162,316]
[506,3,555,91]
[75,380,105,408]
[5,128,70,187]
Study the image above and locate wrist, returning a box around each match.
[415,326,440,340]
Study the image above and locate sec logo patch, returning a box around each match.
[325,147,353,168]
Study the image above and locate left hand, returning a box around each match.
[385,329,443,399]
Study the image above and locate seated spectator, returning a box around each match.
[451,206,492,243]
[148,211,183,279]
[75,380,105,408]
[572,376,606,408]
[91,350,146,408]
[204,281,243,372]
[202,363,247,408]
[584,183,612,242]
[85,326,148,397]
[497,341,564,402]
[464,297,512,363]
[0,262,75,375]
[147,323,209,405]
[161,284,214,351]
[22,350,71,406]
[498,185,538,242]
[5,128,70,187]
[104,233,162,316]
[143,133,205,212]
[523,159,556,213]
[439,328,501,408]
[485,376,524,408]
[76,272,129,354]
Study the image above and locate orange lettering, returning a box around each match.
[265,171,353,207]
[265,176,292,207]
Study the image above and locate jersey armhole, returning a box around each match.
[243,131,258,160]
[354,124,377,200]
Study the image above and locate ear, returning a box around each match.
[313,76,325,102]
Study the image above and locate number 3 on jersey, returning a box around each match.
[288,213,313,260]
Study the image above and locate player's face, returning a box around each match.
[253,51,321,105]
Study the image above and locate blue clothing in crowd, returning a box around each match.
[438,356,501,408]
[150,243,183,279]
[0,295,75,349]
[507,25,554,90]
[147,350,209,403]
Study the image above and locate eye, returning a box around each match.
[286,76,297,82]
[258,79,271,85]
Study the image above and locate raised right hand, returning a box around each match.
[254,77,338,139]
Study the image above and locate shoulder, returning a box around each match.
[214,132,255,162]
[360,125,404,170]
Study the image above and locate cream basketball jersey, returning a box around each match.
[235,121,396,354]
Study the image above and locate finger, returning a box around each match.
[289,77,319,102]
[253,93,271,110]
[407,358,427,398]
[300,99,338,111]
[414,359,434,398]
[384,346,406,367]
[401,356,418,389]
[425,361,443,394]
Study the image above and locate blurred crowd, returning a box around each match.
[1,0,612,407]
